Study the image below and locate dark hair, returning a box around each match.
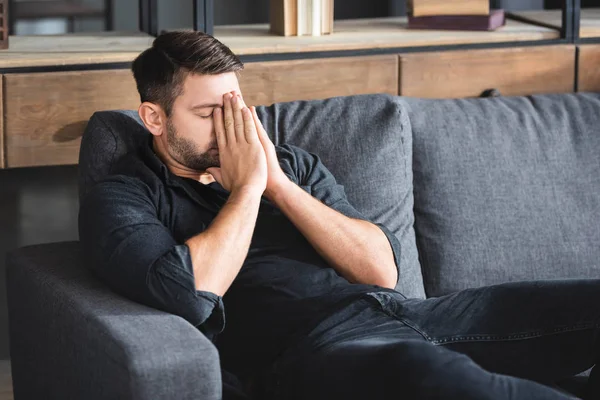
[132,30,244,116]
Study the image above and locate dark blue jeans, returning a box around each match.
[264,279,600,400]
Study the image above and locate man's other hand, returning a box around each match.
[206,92,268,196]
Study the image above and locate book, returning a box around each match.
[321,0,333,34]
[407,0,489,17]
[297,0,321,36]
[270,0,297,36]
[408,9,506,31]
[311,0,321,37]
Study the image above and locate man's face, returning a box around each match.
[165,72,241,171]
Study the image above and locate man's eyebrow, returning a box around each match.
[190,103,222,110]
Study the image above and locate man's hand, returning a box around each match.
[249,105,292,200]
[206,92,268,196]
[228,91,291,199]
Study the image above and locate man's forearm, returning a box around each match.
[267,181,398,289]
[186,187,262,296]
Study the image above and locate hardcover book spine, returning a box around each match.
[409,0,489,17]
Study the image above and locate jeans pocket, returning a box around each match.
[364,292,398,315]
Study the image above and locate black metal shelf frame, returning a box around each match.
[139,0,213,37]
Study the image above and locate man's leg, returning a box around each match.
[383,279,600,397]
[274,334,577,400]
[269,297,578,400]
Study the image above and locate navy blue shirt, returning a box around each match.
[79,138,402,378]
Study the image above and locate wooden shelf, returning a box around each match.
[13,1,104,20]
[580,8,600,38]
[0,32,154,68]
[213,17,560,56]
[512,8,600,38]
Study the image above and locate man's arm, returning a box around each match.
[78,177,227,337]
[267,179,398,289]
[245,102,401,290]
[187,186,262,296]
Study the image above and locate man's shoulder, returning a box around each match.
[97,148,165,192]
[82,152,164,209]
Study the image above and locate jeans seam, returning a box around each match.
[431,322,600,345]
[397,317,433,342]
[371,301,433,342]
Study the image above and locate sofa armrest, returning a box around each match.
[6,241,222,400]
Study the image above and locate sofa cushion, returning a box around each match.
[406,93,600,298]
[255,94,424,299]
[79,94,425,299]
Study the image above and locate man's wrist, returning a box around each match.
[229,185,265,203]
[264,178,295,204]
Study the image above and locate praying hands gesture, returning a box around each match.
[206,91,291,200]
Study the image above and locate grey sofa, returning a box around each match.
[6,92,600,399]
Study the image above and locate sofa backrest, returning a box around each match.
[78,94,426,299]
[78,110,148,201]
[404,92,600,298]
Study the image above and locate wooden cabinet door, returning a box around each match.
[578,44,600,92]
[399,45,576,98]
[4,69,140,168]
[239,55,398,106]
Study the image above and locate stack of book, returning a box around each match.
[407,0,506,31]
[270,0,334,36]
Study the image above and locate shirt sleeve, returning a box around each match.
[277,144,402,282]
[78,176,225,339]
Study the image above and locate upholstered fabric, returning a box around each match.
[406,92,600,298]
[6,241,222,400]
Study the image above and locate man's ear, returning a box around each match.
[138,102,166,137]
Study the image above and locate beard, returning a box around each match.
[166,117,220,171]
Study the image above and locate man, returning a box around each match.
[79,30,600,400]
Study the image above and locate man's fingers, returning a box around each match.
[234,91,247,108]
[242,106,258,144]
[251,106,271,146]
[232,91,259,144]
[231,94,247,143]
[213,107,227,147]
[223,93,236,144]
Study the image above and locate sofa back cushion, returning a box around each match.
[256,94,424,298]
[79,94,425,299]
[406,93,600,298]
